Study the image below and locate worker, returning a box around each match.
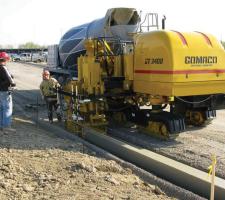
[40,70,62,123]
[0,52,16,132]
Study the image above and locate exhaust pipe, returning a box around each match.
[162,15,166,29]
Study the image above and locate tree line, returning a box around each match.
[0,42,47,49]
[18,42,47,49]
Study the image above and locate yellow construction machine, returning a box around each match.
[48,8,225,138]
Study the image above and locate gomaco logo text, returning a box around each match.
[185,56,217,65]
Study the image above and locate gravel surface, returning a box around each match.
[0,62,177,199]
[0,118,174,200]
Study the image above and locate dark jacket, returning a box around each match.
[0,64,16,91]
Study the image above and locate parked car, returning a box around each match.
[32,52,46,63]
[13,52,46,63]
[13,54,22,62]
[20,53,32,62]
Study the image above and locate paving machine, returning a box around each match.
[47,8,225,138]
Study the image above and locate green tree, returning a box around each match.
[18,42,42,49]
[221,41,225,49]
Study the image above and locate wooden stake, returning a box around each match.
[210,154,216,200]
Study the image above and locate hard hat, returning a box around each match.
[0,52,10,61]
[42,70,50,75]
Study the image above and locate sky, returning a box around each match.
[0,0,224,48]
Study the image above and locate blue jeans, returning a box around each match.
[0,92,12,128]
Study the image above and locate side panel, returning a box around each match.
[133,31,225,96]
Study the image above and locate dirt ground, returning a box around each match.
[0,62,175,199]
